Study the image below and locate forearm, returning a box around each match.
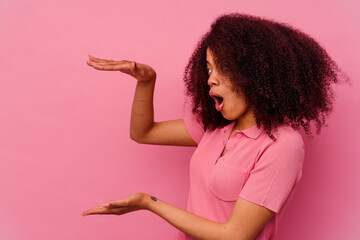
[144,194,240,240]
[83,193,270,239]
[130,77,156,142]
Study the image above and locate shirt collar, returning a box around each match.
[228,121,264,140]
[239,124,264,139]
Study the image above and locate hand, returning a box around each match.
[87,55,156,82]
[82,192,148,216]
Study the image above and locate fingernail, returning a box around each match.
[103,203,110,208]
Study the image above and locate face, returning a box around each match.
[206,48,255,129]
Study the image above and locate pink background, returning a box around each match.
[1,0,359,239]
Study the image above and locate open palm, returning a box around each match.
[87,55,156,82]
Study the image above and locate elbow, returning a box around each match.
[130,133,141,144]
[130,131,146,144]
[220,225,254,240]
[130,124,155,144]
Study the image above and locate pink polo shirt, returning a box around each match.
[176,116,305,240]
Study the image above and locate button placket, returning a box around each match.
[225,131,243,153]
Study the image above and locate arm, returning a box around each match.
[130,76,195,146]
[146,195,274,240]
[82,193,274,240]
[87,56,196,146]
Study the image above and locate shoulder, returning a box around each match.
[183,115,205,145]
[272,125,304,146]
[258,125,305,165]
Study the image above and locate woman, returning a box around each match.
[82,13,343,240]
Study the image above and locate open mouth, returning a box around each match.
[209,92,224,111]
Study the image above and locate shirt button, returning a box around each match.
[237,134,242,138]
[226,145,231,149]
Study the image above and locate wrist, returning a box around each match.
[140,193,151,210]
[141,193,158,211]
[136,68,156,83]
[137,76,156,85]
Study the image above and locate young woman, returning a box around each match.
[82,13,344,240]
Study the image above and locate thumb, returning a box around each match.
[131,61,137,73]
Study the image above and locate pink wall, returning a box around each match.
[1,0,359,239]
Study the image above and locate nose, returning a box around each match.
[207,74,219,87]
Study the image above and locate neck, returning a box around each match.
[234,111,257,131]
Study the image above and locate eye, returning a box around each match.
[207,68,212,75]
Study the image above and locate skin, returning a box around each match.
[83,52,274,240]
[206,48,257,135]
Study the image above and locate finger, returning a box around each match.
[82,206,104,216]
[89,61,136,75]
[88,56,135,69]
[88,55,104,62]
[131,61,137,73]
[88,55,118,64]
[92,60,125,66]
[91,63,124,71]
[82,206,123,216]
[105,199,129,208]
[86,60,96,67]
[87,58,129,68]
[88,55,112,62]
[87,60,117,70]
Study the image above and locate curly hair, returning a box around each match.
[184,13,347,139]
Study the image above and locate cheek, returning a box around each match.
[229,95,247,110]
[232,101,250,119]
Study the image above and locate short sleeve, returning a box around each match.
[183,115,205,145]
[239,130,305,213]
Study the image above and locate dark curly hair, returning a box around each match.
[184,13,348,139]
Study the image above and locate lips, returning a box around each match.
[209,92,224,111]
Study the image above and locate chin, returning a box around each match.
[220,112,236,121]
